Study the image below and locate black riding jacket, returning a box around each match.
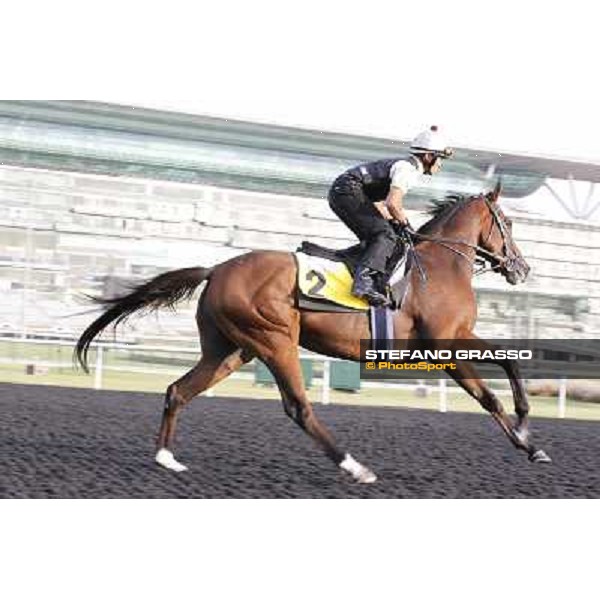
[339,156,421,202]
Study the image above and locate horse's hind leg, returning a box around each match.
[155,346,253,472]
[261,338,377,483]
[216,306,377,482]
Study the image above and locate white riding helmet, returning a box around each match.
[410,125,453,158]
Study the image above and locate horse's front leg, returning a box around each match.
[497,358,531,445]
[443,360,551,463]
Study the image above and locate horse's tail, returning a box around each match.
[75,266,212,372]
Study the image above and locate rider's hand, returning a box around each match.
[393,208,409,226]
[391,219,407,235]
[374,201,393,220]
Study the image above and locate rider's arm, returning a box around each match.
[387,160,418,226]
[373,201,393,220]
[385,187,408,225]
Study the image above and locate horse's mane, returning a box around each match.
[417,194,474,235]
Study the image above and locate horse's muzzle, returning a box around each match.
[504,257,530,285]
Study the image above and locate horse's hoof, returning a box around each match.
[529,449,552,464]
[339,453,378,484]
[357,469,378,484]
[155,448,188,472]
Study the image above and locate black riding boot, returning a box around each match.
[351,229,396,306]
[352,264,389,306]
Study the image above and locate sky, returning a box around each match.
[4,2,599,163]
[100,4,600,163]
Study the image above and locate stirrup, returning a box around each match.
[352,281,389,306]
[362,290,389,307]
[353,266,389,306]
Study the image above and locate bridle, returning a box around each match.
[405,195,518,278]
[477,197,521,275]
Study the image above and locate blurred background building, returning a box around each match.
[0,101,598,343]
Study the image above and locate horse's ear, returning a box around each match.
[489,179,502,202]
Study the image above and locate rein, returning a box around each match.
[405,197,512,277]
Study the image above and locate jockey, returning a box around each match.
[328,125,453,305]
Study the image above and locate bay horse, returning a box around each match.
[75,182,551,484]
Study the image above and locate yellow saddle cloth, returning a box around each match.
[295,253,369,310]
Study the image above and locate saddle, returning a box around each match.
[297,241,364,273]
[297,232,415,310]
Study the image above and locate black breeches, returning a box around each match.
[328,182,397,273]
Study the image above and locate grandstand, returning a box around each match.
[0,101,598,343]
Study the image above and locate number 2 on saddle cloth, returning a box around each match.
[306,269,326,296]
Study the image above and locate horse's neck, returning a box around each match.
[435,205,482,245]
[418,206,483,276]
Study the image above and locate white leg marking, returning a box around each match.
[339,453,377,484]
[155,448,188,472]
[530,449,552,464]
[514,427,529,445]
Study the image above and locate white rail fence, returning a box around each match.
[0,336,571,416]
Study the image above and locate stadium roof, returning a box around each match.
[0,101,597,207]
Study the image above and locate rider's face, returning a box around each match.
[429,156,442,175]
[424,154,443,175]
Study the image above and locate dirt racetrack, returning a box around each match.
[1,382,599,498]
